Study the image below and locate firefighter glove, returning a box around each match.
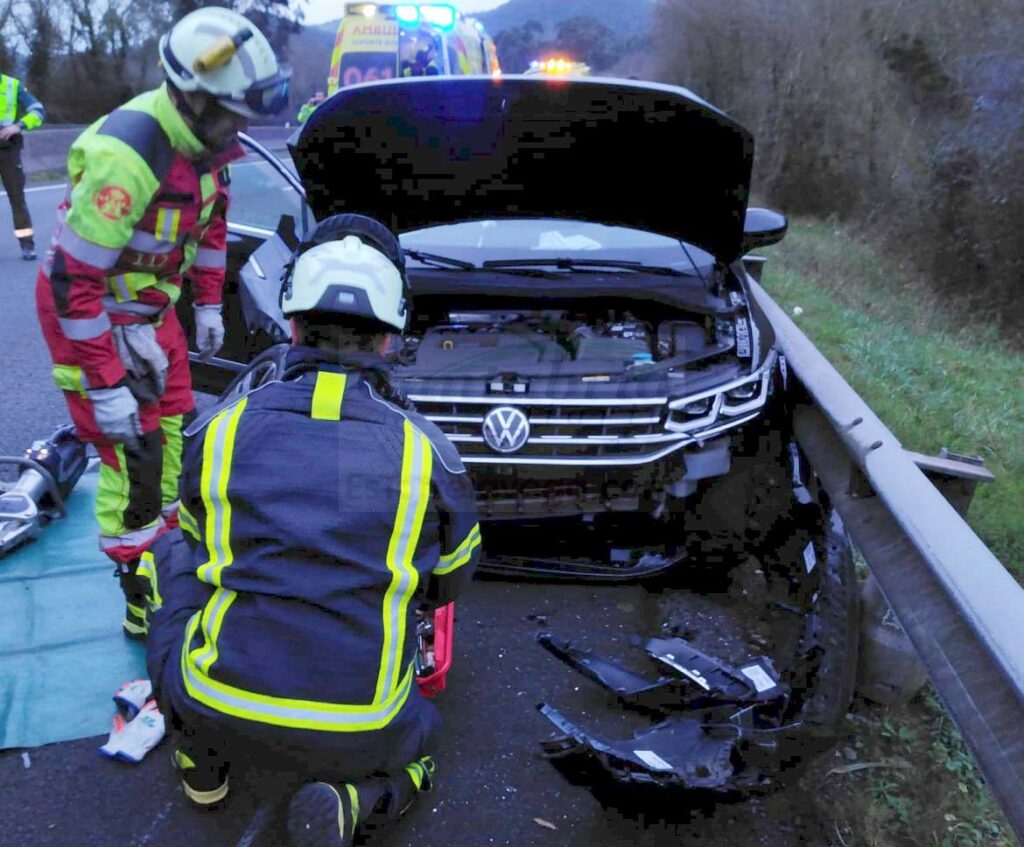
[88,386,143,449]
[112,324,168,406]
[194,305,225,362]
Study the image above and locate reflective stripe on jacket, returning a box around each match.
[43,84,241,388]
[172,347,481,733]
[0,75,45,130]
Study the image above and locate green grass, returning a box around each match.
[818,692,1015,847]
[761,221,1020,846]
[761,220,1024,579]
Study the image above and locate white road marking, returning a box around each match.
[0,183,65,197]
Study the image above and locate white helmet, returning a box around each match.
[159,8,291,118]
[282,235,408,332]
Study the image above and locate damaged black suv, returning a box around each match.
[185,76,790,580]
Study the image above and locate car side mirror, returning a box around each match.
[741,207,788,254]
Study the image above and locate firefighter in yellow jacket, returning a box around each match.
[0,72,45,259]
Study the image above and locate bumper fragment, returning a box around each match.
[538,704,738,790]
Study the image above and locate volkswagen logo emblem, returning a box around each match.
[482,406,531,454]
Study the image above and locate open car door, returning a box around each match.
[177,132,310,396]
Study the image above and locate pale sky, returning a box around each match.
[299,0,508,26]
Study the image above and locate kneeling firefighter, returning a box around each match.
[34,8,290,639]
[145,214,481,846]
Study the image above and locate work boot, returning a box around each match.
[288,781,363,847]
[391,756,435,817]
[122,595,148,641]
[116,560,150,641]
[176,748,231,810]
[357,757,436,835]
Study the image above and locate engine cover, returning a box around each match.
[414,327,569,371]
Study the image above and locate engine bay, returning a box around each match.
[395,307,746,378]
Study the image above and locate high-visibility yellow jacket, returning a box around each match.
[0,74,45,134]
[41,85,242,389]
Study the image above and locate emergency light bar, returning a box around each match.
[528,57,591,76]
[421,4,456,28]
[345,3,457,30]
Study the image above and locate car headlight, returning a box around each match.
[725,382,759,401]
[681,398,713,415]
[664,350,777,434]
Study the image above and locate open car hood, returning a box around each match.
[291,76,754,262]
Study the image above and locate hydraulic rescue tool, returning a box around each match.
[0,425,88,557]
[415,602,454,697]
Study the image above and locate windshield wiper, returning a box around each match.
[481,258,685,276]
[403,249,476,271]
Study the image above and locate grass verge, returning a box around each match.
[762,219,1023,579]
[761,220,1020,846]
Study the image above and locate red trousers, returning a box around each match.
[36,271,195,563]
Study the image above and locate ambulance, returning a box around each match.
[327,3,501,94]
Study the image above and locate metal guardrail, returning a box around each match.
[19,125,294,176]
[749,278,1024,841]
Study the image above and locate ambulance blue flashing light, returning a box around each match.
[395,4,419,24]
[394,3,456,30]
[421,4,456,30]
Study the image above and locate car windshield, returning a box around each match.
[399,219,714,274]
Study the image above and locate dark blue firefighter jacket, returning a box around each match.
[164,347,480,736]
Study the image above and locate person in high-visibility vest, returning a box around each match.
[402,46,440,77]
[34,7,290,640]
[143,215,481,843]
[297,90,325,124]
[0,72,46,260]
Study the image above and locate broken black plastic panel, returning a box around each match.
[536,633,688,711]
[538,704,745,791]
[643,636,787,704]
[535,500,858,796]
[536,632,787,712]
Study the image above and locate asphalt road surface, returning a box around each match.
[0,185,829,847]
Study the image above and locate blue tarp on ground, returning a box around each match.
[0,470,146,749]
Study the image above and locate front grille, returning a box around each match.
[408,395,687,465]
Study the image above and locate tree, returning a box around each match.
[554,16,619,70]
[494,19,544,75]
[0,0,18,73]
[235,0,303,61]
[652,0,1024,333]
[23,0,57,97]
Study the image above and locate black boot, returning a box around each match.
[176,748,231,810]
[287,758,435,847]
[287,781,365,847]
[387,756,435,818]
[116,560,150,641]
[19,238,35,261]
